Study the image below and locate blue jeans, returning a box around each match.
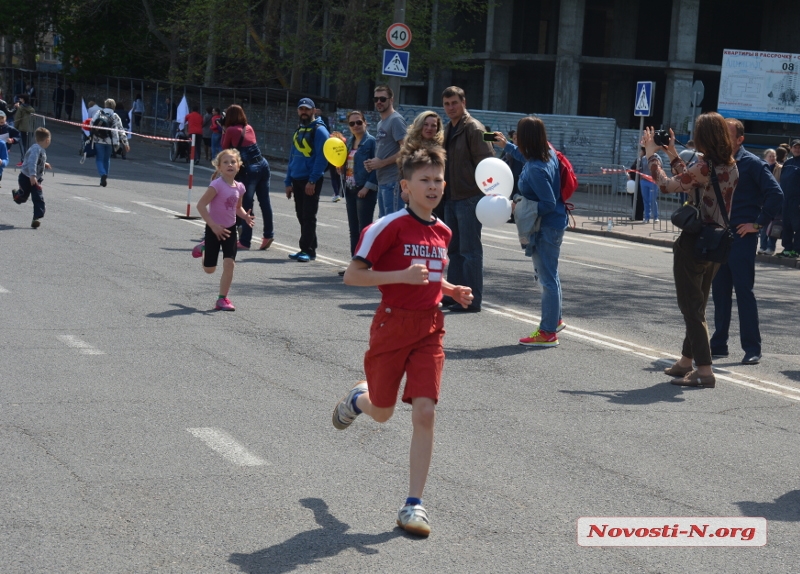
[758,227,776,252]
[237,159,272,248]
[445,195,483,308]
[95,143,111,176]
[710,232,760,356]
[378,182,400,218]
[210,133,222,160]
[530,226,564,332]
[641,180,659,220]
[345,187,378,255]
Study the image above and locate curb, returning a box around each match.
[567,225,800,269]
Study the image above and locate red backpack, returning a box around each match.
[549,144,578,226]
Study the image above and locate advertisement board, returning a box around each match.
[717,49,800,123]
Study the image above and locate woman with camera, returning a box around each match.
[643,112,738,388]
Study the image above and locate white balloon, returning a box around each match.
[626,179,636,194]
[474,157,515,198]
[476,195,513,228]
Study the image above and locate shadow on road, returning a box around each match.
[146,303,214,318]
[736,489,800,522]
[781,370,800,382]
[228,498,405,573]
[559,380,687,405]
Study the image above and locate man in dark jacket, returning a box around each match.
[441,86,494,312]
[777,139,800,258]
[52,82,65,120]
[64,84,76,121]
[710,118,783,365]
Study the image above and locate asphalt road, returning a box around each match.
[1,122,799,573]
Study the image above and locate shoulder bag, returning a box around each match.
[692,162,734,264]
[670,187,703,233]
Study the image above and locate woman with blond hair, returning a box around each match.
[401,111,445,215]
[643,112,739,389]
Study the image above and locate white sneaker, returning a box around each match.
[757,248,766,255]
[331,195,341,202]
[397,504,431,536]
[332,381,368,429]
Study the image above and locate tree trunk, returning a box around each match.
[289,0,308,92]
[204,15,217,87]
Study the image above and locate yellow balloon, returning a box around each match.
[323,137,348,167]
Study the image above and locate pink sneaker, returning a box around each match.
[192,241,205,258]
[237,242,250,250]
[215,297,235,311]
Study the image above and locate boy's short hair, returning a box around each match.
[34,127,51,143]
[104,98,116,109]
[400,146,446,180]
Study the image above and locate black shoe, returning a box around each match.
[711,350,728,359]
[440,296,456,307]
[31,219,41,229]
[447,304,481,313]
[741,353,762,365]
[100,175,107,187]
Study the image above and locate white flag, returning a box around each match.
[81,99,90,136]
[177,95,189,130]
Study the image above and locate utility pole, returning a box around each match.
[388,0,406,102]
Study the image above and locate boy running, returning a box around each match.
[14,127,51,228]
[332,146,473,537]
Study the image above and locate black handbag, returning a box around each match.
[671,188,703,233]
[693,162,734,264]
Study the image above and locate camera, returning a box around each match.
[653,129,671,147]
[482,132,497,142]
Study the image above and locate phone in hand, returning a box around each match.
[482,132,497,142]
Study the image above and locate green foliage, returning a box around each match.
[6,0,489,95]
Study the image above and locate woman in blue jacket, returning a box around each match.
[342,110,378,255]
[496,116,568,347]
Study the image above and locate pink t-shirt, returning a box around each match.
[208,177,244,227]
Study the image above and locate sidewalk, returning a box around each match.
[568,211,800,269]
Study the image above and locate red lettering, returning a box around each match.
[648,527,661,537]
[715,527,730,538]
[622,528,635,537]
[689,524,708,537]
[635,528,649,537]
[587,524,607,537]
[608,528,622,537]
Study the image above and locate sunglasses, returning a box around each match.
[373,96,389,103]
[349,120,364,127]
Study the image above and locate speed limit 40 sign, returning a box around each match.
[386,23,412,50]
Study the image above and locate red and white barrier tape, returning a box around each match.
[34,114,185,142]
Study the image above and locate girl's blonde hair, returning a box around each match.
[212,148,242,169]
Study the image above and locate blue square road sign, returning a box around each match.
[634,81,655,117]
[383,50,410,78]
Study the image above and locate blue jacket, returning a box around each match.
[346,133,378,191]
[0,140,7,174]
[508,143,567,229]
[780,154,800,200]
[730,146,783,226]
[285,117,330,186]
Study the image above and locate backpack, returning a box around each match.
[553,147,578,202]
[91,111,114,139]
[550,144,578,227]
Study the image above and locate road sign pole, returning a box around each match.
[632,115,644,221]
[388,0,406,100]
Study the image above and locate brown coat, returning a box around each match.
[443,111,495,201]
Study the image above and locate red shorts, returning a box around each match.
[363,304,445,408]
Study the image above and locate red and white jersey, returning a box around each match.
[354,208,451,310]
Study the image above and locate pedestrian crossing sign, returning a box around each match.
[383,49,410,78]
[634,81,654,117]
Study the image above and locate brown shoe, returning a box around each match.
[664,362,692,377]
[670,370,716,388]
[259,237,274,250]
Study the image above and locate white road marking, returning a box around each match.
[57,335,104,355]
[131,201,183,215]
[187,428,267,466]
[154,161,188,171]
[73,196,131,213]
[481,302,800,402]
[0,285,8,293]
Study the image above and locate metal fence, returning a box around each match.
[1,67,338,158]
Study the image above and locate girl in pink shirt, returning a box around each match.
[193,149,255,311]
